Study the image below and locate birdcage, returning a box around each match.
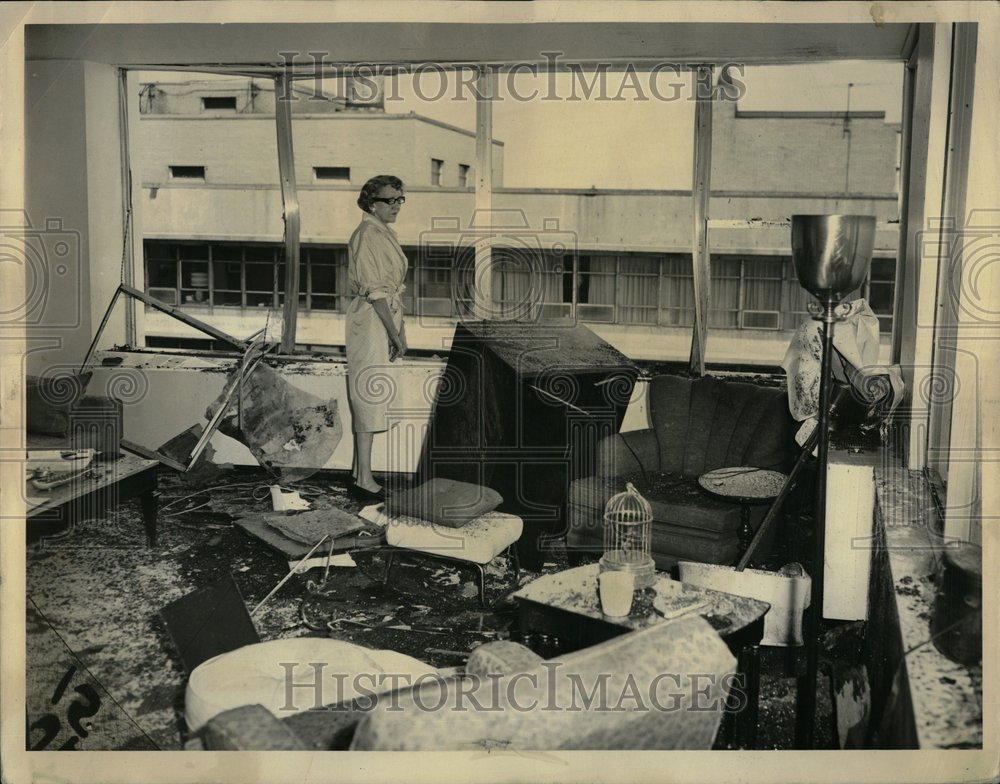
[599,482,656,589]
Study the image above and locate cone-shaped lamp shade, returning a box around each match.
[791,215,876,304]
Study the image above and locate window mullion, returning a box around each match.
[275,72,301,353]
[240,247,247,308]
[207,244,215,307]
[737,257,746,330]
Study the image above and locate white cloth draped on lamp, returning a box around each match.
[782,298,905,445]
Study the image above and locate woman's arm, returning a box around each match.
[372,298,406,360]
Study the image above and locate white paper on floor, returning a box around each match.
[288,553,357,572]
[359,503,388,527]
[271,486,311,511]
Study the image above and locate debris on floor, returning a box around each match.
[25,465,839,751]
[208,362,343,481]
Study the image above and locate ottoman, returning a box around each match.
[382,511,523,606]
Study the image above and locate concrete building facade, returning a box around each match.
[136,75,901,366]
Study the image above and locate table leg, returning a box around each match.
[738,504,754,563]
[735,643,761,749]
[139,490,159,547]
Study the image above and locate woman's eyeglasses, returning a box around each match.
[372,196,406,206]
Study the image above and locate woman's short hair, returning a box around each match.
[357,175,404,212]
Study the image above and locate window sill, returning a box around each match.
[866,465,983,749]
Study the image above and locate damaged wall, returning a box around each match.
[84,350,650,474]
[86,352,440,473]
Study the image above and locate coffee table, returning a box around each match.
[698,466,786,564]
[512,563,770,749]
[25,454,160,546]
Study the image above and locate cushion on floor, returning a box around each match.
[386,478,503,528]
[384,510,523,565]
[185,637,440,732]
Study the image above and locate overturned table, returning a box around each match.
[416,322,638,571]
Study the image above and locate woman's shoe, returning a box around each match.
[349,484,385,502]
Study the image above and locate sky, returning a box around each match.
[141,60,904,191]
[384,61,904,190]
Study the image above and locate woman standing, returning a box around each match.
[345,175,408,501]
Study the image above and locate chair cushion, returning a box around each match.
[567,511,740,569]
[570,473,741,534]
[25,372,93,437]
[385,511,523,564]
[386,478,503,529]
[185,637,440,732]
[466,641,545,677]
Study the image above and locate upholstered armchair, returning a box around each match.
[567,374,797,569]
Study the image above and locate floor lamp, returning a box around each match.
[791,214,876,749]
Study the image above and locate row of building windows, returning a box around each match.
[168,166,354,183]
[166,159,468,186]
[143,240,895,334]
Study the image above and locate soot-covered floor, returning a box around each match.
[25,466,835,752]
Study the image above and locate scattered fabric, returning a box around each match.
[261,508,366,545]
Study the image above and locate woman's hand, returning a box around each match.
[389,326,407,361]
[372,299,407,361]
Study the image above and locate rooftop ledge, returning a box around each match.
[869,463,983,749]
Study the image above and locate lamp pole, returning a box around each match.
[795,296,839,748]
[789,212,874,749]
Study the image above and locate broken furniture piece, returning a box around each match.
[159,573,261,674]
[207,361,342,482]
[417,322,638,572]
[81,283,251,372]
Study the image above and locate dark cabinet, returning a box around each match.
[417,322,637,570]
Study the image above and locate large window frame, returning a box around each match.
[127,58,908,363]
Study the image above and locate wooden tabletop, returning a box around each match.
[25,454,158,517]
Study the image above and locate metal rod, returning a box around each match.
[117,70,137,347]
[473,67,495,319]
[120,438,188,472]
[735,386,848,572]
[795,300,838,748]
[688,64,714,376]
[186,352,265,467]
[119,284,248,348]
[275,72,301,354]
[251,534,329,617]
[80,286,123,372]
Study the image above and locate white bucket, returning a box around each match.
[678,561,812,647]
